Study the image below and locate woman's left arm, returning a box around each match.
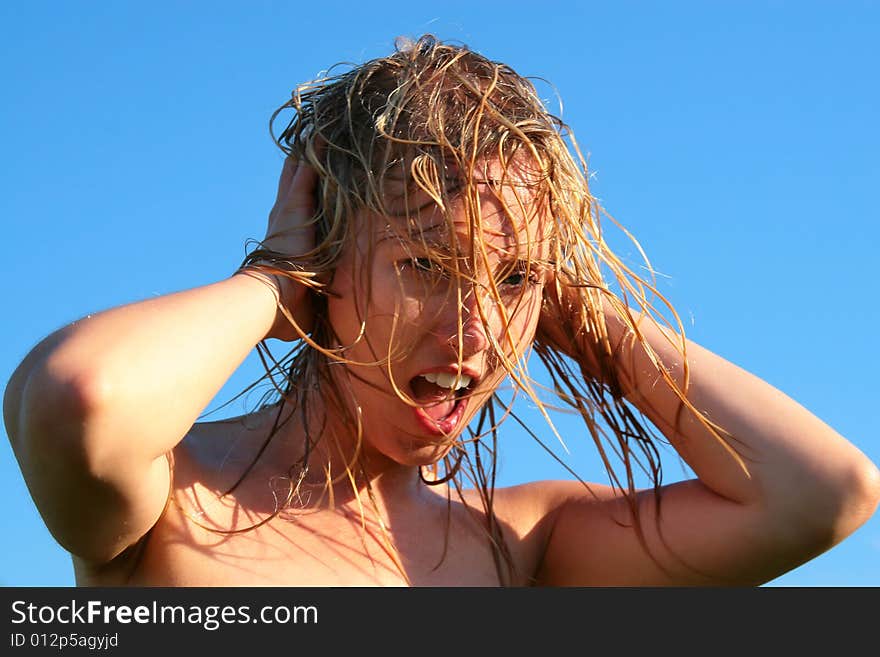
[533,284,880,585]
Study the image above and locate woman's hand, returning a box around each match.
[536,271,575,355]
[536,271,606,379]
[242,156,320,341]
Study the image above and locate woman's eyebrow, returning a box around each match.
[473,178,536,189]
[383,174,530,188]
[381,179,459,217]
[376,220,448,244]
[492,249,554,268]
[383,177,461,191]
[382,177,535,214]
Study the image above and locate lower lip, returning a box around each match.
[414,397,469,436]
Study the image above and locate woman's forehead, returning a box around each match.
[383,153,544,187]
[371,214,553,268]
[368,156,553,251]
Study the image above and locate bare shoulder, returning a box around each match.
[173,409,280,489]
[177,412,259,465]
[457,479,620,582]
[486,479,678,587]
[488,479,622,533]
[489,479,620,519]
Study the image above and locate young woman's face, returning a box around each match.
[326,158,552,467]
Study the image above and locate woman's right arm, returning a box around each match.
[3,273,283,564]
[3,157,317,565]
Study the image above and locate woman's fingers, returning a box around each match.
[284,157,318,217]
[271,156,319,220]
[274,156,299,205]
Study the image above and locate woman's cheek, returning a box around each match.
[501,291,544,353]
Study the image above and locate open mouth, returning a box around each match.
[409,371,474,433]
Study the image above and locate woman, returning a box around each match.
[5,35,879,586]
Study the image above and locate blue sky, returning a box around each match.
[1,1,878,586]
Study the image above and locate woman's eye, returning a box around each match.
[501,269,540,288]
[403,257,446,277]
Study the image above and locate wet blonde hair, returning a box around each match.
[213,34,742,585]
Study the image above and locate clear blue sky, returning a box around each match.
[2,1,878,586]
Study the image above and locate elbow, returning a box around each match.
[34,354,112,420]
[35,350,112,415]
[842,457,880,533]
[13,360,112,468]
[5,326,103,447]
[793,455,880,552]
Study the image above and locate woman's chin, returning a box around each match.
[399,436,461,467]
[360,432,460,470]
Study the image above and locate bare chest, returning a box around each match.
[84,491,518,587]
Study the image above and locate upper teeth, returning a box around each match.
[422,372,472,390]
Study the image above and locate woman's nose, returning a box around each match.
[434,286,491,357]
